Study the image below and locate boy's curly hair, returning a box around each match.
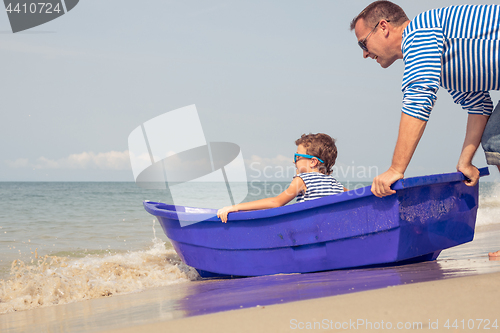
[295,133,338,175]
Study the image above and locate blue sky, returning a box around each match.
[1,0,499,182]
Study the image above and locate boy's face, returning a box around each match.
[295,144,317,174]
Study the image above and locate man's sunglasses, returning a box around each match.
[358,20,390,52]
[294,153,324,164]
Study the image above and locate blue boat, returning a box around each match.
[143,168,489,277]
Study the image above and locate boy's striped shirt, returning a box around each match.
[401,4,500,121]
[294,172,344,203]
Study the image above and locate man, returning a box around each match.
[350,1,500,256]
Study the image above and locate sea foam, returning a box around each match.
[0,238,199,314]
[476,182,500,227]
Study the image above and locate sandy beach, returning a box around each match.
[2,225,500,333]
[3,0,500,331]
[106,272,500,333]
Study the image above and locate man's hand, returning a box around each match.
[457,163,480,186]
[371,167,404,197]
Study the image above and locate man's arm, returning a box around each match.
[456,114,489,186]
[371,27,440,197]
[371,113,427,197]
[448,91,493,185]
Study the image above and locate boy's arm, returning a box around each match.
[217,177,306,222]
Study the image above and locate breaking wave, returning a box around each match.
[0,238,199,314]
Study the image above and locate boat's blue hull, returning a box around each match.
[144,168,488,277]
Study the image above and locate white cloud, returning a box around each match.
[5,151,131,170]
[5,158,30,168]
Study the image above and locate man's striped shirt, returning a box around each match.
[294,172,344,203]
[401,4,500,121]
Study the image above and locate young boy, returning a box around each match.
[217,133,347,222]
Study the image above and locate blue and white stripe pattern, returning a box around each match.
[294,172,344,203]
[402,5,500,121]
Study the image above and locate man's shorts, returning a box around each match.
[482,101,500,165]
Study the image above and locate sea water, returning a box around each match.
[0,181,499,314]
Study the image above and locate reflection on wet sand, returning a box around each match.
[2,226,500,333]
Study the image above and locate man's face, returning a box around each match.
[354,18,397,69]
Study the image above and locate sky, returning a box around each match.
[1,0,499,182]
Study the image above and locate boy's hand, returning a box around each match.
[217,206,237,223]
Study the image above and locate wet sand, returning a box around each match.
[2,225,500,333]
[107,272,500,333]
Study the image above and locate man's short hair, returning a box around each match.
[295,133,338,175]
[350,1,409,31]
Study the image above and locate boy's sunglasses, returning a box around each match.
[357,20,389,52]
[294,153,324,164]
